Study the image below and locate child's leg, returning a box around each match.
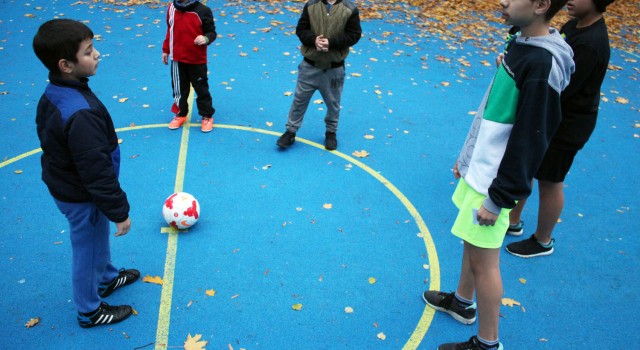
[317,66,345,133]
[285,61,320,132]
[533,180,564,244]
[466,241,502,342]
[190,63,215,117]
[54,200,113,313]
[456,242,476,300]
[171,61,191,116]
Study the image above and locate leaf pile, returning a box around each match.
[95,0,637,54]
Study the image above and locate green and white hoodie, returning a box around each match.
[457,28,574,215]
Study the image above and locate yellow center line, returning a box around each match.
[155,88,194,349]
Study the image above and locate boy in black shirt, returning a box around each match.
[506,0,615,258]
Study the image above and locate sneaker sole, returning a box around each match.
[506,228,524,236]
[506,247,554,258]
[277,141,295,148]
[422,294,476,325]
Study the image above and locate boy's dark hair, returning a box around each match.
[33,19,94,75]
[545,0,570,21]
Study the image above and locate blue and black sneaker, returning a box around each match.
[98,268,140,298]
[423,291,476,325]
[78,302,132,328]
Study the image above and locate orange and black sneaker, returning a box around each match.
[201,116,214,133]
[168,116,187,130]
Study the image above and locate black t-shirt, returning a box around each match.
[551,17,611,150]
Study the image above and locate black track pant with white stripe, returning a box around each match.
[170,60,215,117]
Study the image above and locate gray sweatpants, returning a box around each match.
[285,60,346,133]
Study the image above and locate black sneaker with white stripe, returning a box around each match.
[78,302,132,328]
[98,268,140,298]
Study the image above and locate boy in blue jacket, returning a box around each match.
[422,0,574,349]
[33,19,139,328]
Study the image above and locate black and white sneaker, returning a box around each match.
[98,268,140,298]
[506,220,524,236]
[277,130,296,148]
[78,302,132,328]
[506,234,554,258]
[423,291,476,325]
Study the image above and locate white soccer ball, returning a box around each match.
[162,192,200,229]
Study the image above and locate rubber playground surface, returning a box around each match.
[1,1,639,349]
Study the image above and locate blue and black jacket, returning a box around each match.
[36,75,129,223]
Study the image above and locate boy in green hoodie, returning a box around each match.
[422,0,574,349]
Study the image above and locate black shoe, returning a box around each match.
[325,131,337,150]
[277,130,296,148]
[98,268,140,298]
[78,302,132,328]
[506,234,554,258]
[506,220,524,236]
[423,291,476,324]
[438,336,503,350]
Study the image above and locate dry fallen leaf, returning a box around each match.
[205,289,216,297]
[502,297,521,307]
[519,278,527,284]
[364,134,374,139]
[377,332,386,340]
[292,303,303,311]
[284,91,293,96]
[118,97,128,103]
[313,99,324,105]
[14,170,23,174]
[142,275,163,285]
[352,150,370,158]
[184,333,208,350]
[368,277,377,284]
[615,96,629,104]
[323,203,333,209]
[25,317,40,328]
[344,306,354,313]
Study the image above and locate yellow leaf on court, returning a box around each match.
[519,278,527,284]
[184,333,208,350]
[266,121,273,127]
[25,317,40,328]
[284,91,293,96]
[239,52,248,57]
[344,307,354,313]
[14,170,23,174]
[352,150,370,158]
[502,297,521,307]
[368,277,376,284]
[142,275,163,285]
[313,99,324,104]
[118,97,128,103]
[364,134,374,139]
[292,303,303,311]
[205,289,216,297]
[377,332,386,340]
[351,73,362,77]
[323,203,333,209]
[615,96,629,104]
[441,81,450,87]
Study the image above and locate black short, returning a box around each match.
[535,146,578,183]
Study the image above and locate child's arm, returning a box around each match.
[295,3,317,48]
[327,7,362,50]
[487,69,563,212]
[67,109,130,225]
[196,6,217,46]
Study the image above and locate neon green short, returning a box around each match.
[451,178,511,249]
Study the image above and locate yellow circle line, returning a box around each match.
[1,123,440,348]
